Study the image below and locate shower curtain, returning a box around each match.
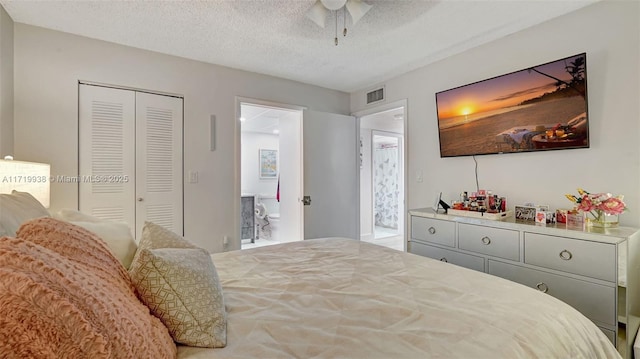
[374,144,399,229]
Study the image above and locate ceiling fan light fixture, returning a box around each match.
[345,0,372,25]
[320,0,348,11]
[307,0,371,45]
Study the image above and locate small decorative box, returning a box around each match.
[515,205,536,222]
[556,209,568,224]
[535,208,555,225]
[535,209,547,225]
[566,211,585,228]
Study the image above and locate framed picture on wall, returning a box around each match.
[259,149,278,179]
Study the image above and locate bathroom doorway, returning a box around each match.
[239,102,302,249]
[359,105,405,251]
[372,132,403,242]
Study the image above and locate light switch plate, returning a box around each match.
[188,171,198,183]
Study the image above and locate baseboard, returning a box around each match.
[360,233,374,241]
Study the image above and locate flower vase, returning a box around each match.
[586,210,619,228]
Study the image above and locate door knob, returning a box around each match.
[302,196,311,206]
[137,197,144,202]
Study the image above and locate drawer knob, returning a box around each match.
[428,226,436,235]
[559,249,573,261]
[439,257,448,263]
[481,236,491,245]
[536,282,549,293]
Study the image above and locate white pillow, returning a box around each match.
[71,220,138,269]
[0,190,50,237]
[54,208,104,223]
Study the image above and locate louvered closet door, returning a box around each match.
[79,85,183,240]
[135,92,183,238]
[79,85,136,227]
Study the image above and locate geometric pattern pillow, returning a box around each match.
[129,247,227,348]
[138,221,198,251]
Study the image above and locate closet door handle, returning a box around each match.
[428,227,436,235]
[137,197,144,202]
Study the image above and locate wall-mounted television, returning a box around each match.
[436,53,588,157]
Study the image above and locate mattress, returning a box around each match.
[178,238,619,358]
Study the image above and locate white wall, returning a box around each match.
[351,1,640,227]
[241,132,279,197]
[12,24,349,252]
[0,6,12,156]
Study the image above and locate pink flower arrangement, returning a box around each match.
[565,188,626,216]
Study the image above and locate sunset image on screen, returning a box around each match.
[436,54,587,157]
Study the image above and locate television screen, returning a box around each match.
[436,53,588,157]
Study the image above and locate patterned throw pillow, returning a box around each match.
[129,222,227,348]
[0,235,177,358]
[138,221,198,251]
[17,217,132,291]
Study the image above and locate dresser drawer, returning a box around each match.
[410,241,484,272]
[488,260,616,327]
[458,223,519,261]
[524,233,616,282]
[411,216,455,247]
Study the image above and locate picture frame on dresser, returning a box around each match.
[408,207,640,359]
[431,191,450,213]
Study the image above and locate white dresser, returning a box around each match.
[409,208,640,358]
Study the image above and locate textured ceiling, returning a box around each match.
[1,0,597,92]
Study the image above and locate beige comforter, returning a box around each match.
[178,238,619,358]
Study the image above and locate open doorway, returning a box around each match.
[359,107,405,251]
[239,102,302,249]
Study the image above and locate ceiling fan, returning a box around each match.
[306,0,373,45]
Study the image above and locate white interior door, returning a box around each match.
[303,110,357,239]
[79,85,136,227]
[135,92,184,238]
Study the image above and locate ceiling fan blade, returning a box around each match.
[345,0,372,25]
[306,0,329,28]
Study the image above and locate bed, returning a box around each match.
[0,192,622,358]
[178,238,619,358]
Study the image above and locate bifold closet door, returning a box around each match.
[79,85,136,227]
[79,84,183,239]
[135,92,183,238]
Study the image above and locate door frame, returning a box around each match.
[352,99,408,250]
[234,97,306,250]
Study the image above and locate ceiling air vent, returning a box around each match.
[366,87,384,104]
